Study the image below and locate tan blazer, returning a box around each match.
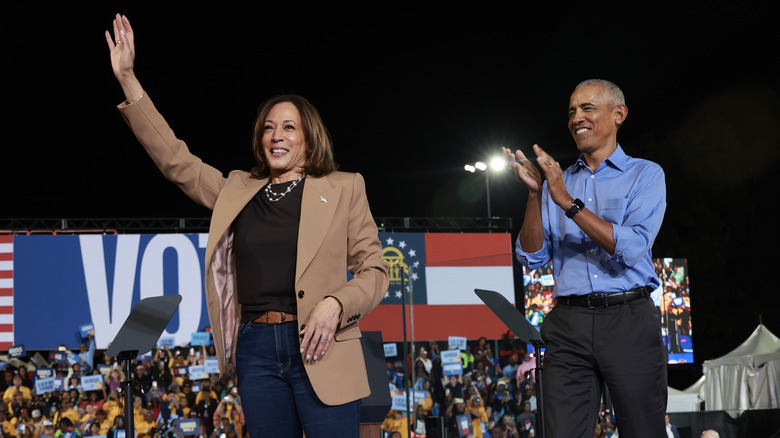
[119,95,389,405]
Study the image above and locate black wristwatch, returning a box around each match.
[565,198,584,219]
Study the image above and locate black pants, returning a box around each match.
[540,297,667,438]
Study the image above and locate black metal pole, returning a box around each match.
[401,273,412,438]
[120,352,137,438]
[532,341,545,438]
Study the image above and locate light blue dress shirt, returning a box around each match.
[78,337,96,371]
[515,145,666,297]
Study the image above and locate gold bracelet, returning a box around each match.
[124,91,145,105]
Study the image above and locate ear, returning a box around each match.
[614,104,628,127]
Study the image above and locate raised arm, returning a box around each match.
[105,14,226,210]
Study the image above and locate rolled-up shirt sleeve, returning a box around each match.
[515,238,552,270]
[515,183,553,270]
[610,164,666,267]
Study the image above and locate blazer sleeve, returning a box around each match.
[327,173,389,328]
[117,94,226,210]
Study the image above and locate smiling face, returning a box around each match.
[262,102,308,183]
[567,85,627,162]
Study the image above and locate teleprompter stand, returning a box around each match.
[475,289,545,438]
[105,295,182,438]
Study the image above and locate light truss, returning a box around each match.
[1,217,513,234]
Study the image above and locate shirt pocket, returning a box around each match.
[598,198,628,224]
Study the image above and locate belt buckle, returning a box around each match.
[265,311,285,325]
[587,293,608,309]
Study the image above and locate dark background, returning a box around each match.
[4,4,778,390]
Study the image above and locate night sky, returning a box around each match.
[4,4,779,389]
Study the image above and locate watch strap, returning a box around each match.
[565,198,584,219]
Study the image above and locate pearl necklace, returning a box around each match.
[264,173,305,202]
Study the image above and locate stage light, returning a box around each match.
[464,154,508,219]
[490,157,506,171]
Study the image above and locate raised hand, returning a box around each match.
[105,14,143,102]
[502,146,543,193]
[531,144,571,209]
[105,14,135,81]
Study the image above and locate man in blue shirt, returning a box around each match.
[77,333,96,373]
[503,79,667,438]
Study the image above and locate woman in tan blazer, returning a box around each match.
[106,14,389,438]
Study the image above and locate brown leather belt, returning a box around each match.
[253,311,297,325]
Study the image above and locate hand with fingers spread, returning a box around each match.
[299,297,342,363]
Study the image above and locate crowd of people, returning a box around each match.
[2,330,721,438]
[380,336,727,438]
[0,331,568,438]
[1,334,244,438]
[381,334,553,438]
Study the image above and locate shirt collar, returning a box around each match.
[572,144,628,173]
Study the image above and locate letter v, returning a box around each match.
[80,235,140,349]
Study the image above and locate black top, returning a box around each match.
[233,178,304,323]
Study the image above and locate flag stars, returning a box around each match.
[380,234,423,304]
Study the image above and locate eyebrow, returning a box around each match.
[570,101,597,109]
[568,101,599,113]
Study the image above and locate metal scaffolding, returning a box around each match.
[1,216,513,234]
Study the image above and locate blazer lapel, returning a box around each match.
[296,175,341,281]
[208,174,267,247]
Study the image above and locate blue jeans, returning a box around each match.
[235,321,361,438]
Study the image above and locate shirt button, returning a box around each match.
[587,198,593,202]
[298,290,305,299]
[593,274,598,279]
[589,249,595,254]
[590,175,595,179]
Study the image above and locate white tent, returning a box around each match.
[700,323,780,415]
[667,375,704,412]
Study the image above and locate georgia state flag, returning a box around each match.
[359,232,517,341]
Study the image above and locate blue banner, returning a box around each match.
[6,232,518,351]
[12,234,210,350]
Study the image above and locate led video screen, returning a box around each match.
[522,257,693,364]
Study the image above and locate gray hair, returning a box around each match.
[575,79,626,107]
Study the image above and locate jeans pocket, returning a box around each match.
[237,322,252,339]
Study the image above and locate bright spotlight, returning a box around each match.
[464,164,476,173]
[475,162,488,171]
[490,157,506,171]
